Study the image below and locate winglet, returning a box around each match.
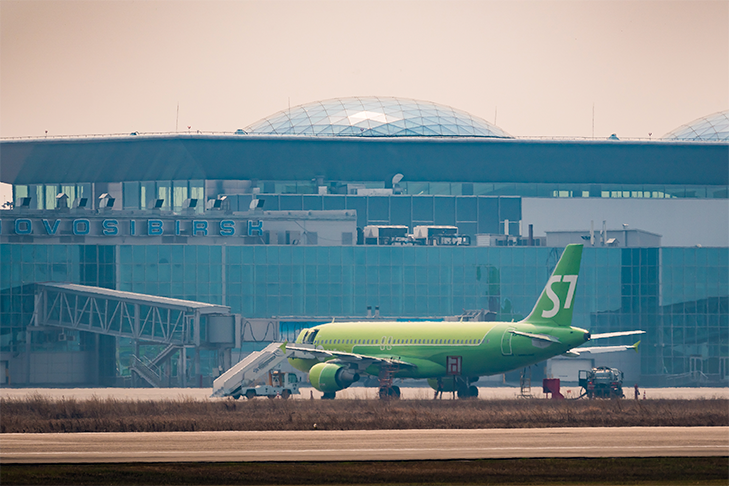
[279,342,287,353]
[632,341,641,353]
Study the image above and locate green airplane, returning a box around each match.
[286,244,643,399]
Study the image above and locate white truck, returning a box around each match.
[237,370,300,400]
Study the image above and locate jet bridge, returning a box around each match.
[31,282,238,387]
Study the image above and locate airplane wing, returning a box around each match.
[283,343,417,369]
[567,341,641,356]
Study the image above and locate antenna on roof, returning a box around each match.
[592,103,595,138]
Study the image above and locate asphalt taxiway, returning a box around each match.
[2,426,727,463]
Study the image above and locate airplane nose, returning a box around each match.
[584,332,591,342]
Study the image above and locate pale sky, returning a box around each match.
[1,0,727,142]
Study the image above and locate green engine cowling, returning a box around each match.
[309,362,360,393]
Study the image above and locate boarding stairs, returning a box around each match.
[149,344,180,367]
[130,355,164,388]
[212,342,293,398]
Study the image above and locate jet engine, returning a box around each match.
[308,362,360,393]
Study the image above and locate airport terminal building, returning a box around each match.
[1,98,727,388]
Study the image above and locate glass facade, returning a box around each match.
[0,244,114,355]
[216,194,517,234]
[250,181,728,199]
[663,110,729,142]
[245,97,512,138]
[2,243,727,381]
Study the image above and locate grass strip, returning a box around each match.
[2,396,727,433]
[2,457,728,485]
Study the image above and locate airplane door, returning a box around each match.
[501,328,514,356]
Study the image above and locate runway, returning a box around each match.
[2,427,727,463]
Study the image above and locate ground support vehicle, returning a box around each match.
[238,370,300,400]
[578,366,624,399]
[212,343,300,399]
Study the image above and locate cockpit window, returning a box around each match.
[304,330,319,344]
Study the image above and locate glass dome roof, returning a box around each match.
[245,97,512,138]
[663,110,729,142]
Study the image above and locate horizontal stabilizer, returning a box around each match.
[573,341,640,355]
[590,330,645,339]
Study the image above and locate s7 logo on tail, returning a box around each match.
[542,275,578,318]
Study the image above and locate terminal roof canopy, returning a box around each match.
[245,97,513,138]
[663,110,729,142]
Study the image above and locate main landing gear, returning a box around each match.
[378,385,401,399]
[457,384,479,399]
[321,392,336,400]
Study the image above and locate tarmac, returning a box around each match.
[3,427,728,463]
[1,386,727,401]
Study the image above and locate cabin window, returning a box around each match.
[447,339,451,344]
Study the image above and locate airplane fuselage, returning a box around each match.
[290,320,590,379]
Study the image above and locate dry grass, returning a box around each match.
[2,458,728,485]
[1,394,727,433]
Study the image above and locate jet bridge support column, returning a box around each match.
[193,311,201,387]
[179,346,186,388]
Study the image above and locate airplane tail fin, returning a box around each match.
[524,244,583,328]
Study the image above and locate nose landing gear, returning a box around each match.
[378,365,401,400]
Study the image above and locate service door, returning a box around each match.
[501,328,514,356]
